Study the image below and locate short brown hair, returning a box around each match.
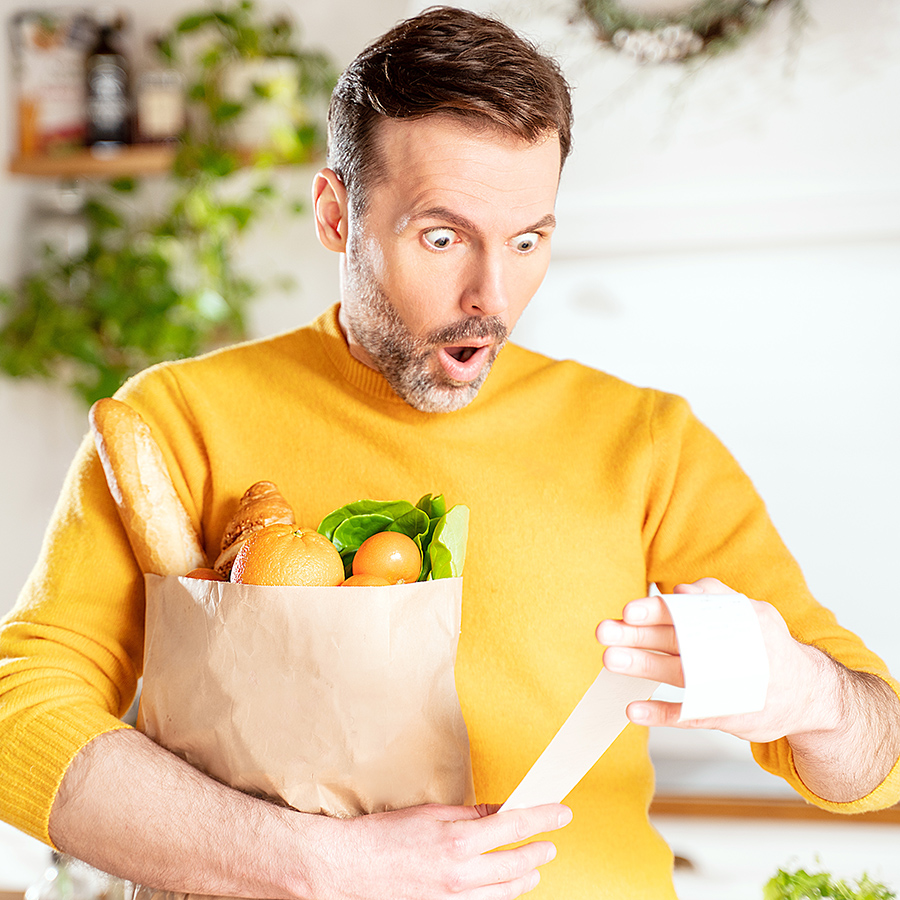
[327,6,573,210]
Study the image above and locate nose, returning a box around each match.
[460,249,509,318]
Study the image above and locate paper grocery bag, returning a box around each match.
[137,574,475,819]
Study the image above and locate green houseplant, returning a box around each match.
[0,0,336,405]
[765,865,896,899]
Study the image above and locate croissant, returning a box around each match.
[214,481,295,579]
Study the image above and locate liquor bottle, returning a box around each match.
[85,8,131,149]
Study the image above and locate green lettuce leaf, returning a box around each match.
[317,493,469,581]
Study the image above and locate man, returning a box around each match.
[1,7,899,899]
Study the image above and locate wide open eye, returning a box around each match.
[512,232,540,253]
[423,228,456,250]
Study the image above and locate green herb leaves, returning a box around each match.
[764,866,896,900]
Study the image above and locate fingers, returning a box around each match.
[469,842,556,893]
[450,803,501,821]
[623,594,673,626]
[603,646,685,687]
[625,699,684,727]
[597,596,681,686]
[673,577,735,595]
[329,803,568,900]
[439,807,567,898]
[626,698,763,736]
[596,580,741,652]
[474,802,502,817]
[467,804,572,856]
[596,618,678,654]
[468,869,542,900]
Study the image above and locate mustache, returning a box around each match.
[425,316,508,347]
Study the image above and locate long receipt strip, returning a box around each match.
[500,593,770,811]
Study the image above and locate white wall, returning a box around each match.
[505,0,900,677]
[1,0,898,778]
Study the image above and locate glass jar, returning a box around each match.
[136,68,184,144]
[25,852,101,900]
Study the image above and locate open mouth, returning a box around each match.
[437,343,492,384]
[446,346,479,363]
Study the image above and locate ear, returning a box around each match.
[312,168,348,253]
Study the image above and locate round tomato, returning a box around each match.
[352,531,421,584]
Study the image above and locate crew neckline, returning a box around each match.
[314,303,408,404]
[312,302,528,410]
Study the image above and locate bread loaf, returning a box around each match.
[89,398,207,576]
[214,481,295,579]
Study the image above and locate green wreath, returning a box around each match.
[579,0,806,63]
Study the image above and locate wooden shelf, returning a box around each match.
[9,144,176,179]
[650,793,900,823]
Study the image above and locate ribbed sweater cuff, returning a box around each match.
[753,673,900,815]
[2,703,130,846]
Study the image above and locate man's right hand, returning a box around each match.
[307,801,572,899]
[50,729,570,900]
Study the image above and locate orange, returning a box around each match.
[230,523,344,587]
[341,573,392,587]
[184,567,225,582]
[352,531,421,584]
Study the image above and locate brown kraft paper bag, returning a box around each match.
[131,572,474,900]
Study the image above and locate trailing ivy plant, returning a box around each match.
[0,0,337,405]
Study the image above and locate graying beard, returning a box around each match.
[346,249,507,412]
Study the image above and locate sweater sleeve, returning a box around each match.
[0,432,141,845]
[0,366,210,845]
[642,392,900,813]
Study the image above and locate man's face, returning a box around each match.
[335,115,561,413]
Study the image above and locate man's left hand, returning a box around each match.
[596,577,837,743]
[596,577,900,802]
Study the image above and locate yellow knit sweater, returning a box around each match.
[2,305,899,898]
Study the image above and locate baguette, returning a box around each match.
[89,398,207,576]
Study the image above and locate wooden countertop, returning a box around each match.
[650,793,900,823]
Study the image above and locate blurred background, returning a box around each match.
[0,0,898,896]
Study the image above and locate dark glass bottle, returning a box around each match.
[85,10,131,148]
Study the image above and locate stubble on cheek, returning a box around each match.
[344,266,508,412]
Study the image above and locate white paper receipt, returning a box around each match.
[500,668,659,812]
[500,592,770,811]
[661,592,769,722]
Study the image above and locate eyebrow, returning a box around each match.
[398,206,557,236]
